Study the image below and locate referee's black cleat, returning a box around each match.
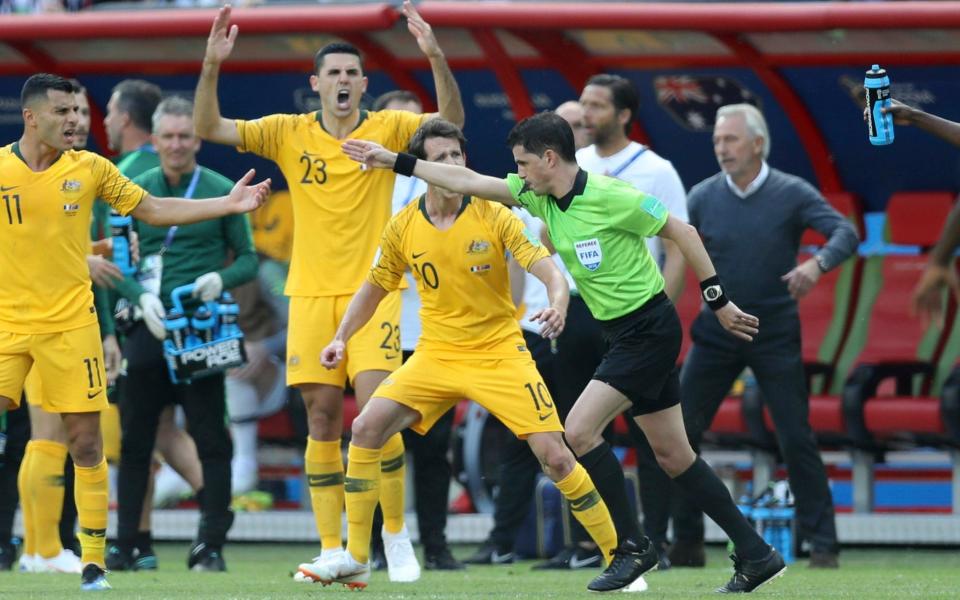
[717,547,786,593]
[187,542,227,572]
[586,538,658,592]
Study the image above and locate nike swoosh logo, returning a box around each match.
[491,550,514,564]
[568,554,601,569]
[538,412,554,422]
[0,185,18,192]
[87,389,103,399]
[412,251,427,259]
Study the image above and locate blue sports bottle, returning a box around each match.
[865,64,894,146]
[109,211,137,276]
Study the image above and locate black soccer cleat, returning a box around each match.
[424,547,466,571]
[717,547,786,593]
[586,538,659,592]
[533,545,603,571]
[187,542,227,572]
[462,541,515,565]
[105,545,136,571]
[0,540,17,571]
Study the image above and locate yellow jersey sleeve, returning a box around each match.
[235,113,290,161]
[489,202,550,270]
[91,153,144,216]
[367,212,409,292]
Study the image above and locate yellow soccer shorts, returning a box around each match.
[0,322,108,413]
[372,352,563,438]
[287,292,402,387]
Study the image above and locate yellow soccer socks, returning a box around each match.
[74,458,108,567]
[26,440,68,559]
[16,443,36,559]
[305,438,345,550]
[555,463,618,564]
[379,433,406,535]
[344,444,381,564]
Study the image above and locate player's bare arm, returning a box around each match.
[194,3,242,146]
[131,169,270,226]
[402,0,464,127]
[320,281,389,369]
[342,139,516,205]
[527,256,569,340]
[658,215,760,342]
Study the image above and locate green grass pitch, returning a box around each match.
[4,544,960,598]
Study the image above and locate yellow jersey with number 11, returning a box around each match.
[0,144,144,334]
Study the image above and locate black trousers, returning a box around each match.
[668,308,838,553]
[372,350,456,555]
[116,324,233,547]
[488,295,607,550]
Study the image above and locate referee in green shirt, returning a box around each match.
[111,97,257,572]
[343,113,785,594]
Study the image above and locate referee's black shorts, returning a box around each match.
[594,292,681,416]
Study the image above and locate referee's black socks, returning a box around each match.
[578,441,643,545]
[673,457,767,560]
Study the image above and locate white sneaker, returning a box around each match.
[383,525,421,583]
[621,575,649,593]
[37,549,83,574]
[18,553,39,573]
[298,551,369,589]
[292,547,343,583]
[153,463,193,508]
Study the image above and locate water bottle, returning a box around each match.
[109,211,137,276]
[217,292,240,338]
[191,306,217,344]
[163,309,189,351]
[865,64,894,146]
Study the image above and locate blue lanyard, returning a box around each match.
[608,146,647,178]
[160,168,202,255]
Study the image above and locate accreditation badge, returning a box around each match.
[138,253,163,297]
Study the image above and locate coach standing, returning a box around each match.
[667,104,857,569]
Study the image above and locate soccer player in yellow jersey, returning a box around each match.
[302,120,618,589]
[0,73,270,591]
[194,1,464,581]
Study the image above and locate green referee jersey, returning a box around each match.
[114,166,257,310]
[507,169,668,321]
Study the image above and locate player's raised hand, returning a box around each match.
[227,169,271,214]
[320,340,346,369]
[531,307,566,340]
[205,4,238,65]
[342,139,398,169]
[715,302,759,342]
[401,0,442,59]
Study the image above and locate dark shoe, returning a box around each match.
[370,543,387,571]
[105,544,136,571]
[809,550,839,569]
[424,547,465,571]
[668,539,706,567]
[462,541,515,565]
[80,563,112,591]
[0,540,16,571]
[187,542,227,572]
[532,545,603,570]
[717,547,786,593]
[134,550,158,571]
[586,538,659,592]
[656,541,672,571]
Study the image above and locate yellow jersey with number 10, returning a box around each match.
[236,110,426,297]
[369,197,550,358]
[0,144,144,334]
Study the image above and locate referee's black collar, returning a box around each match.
[554,168,588,212]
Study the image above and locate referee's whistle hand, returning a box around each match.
[716,303,759,342]
[320,340,345,369]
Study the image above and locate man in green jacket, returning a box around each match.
[111,96,257,572]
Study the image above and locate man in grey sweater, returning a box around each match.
[668,104,858,569]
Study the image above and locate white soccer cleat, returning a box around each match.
[37,549,83,574]
[298,551,369,589]
[383,524,421,583]
[17,553,39,573]
[621,575,649,593]
[293,547,344,583]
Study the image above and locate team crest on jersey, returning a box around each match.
[60,179,81,193]
[574,239,603,271]
[467,239,490,254]
[63,203,80,216]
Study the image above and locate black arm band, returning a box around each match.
[393,152,418,177]
[699,275,729,311]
